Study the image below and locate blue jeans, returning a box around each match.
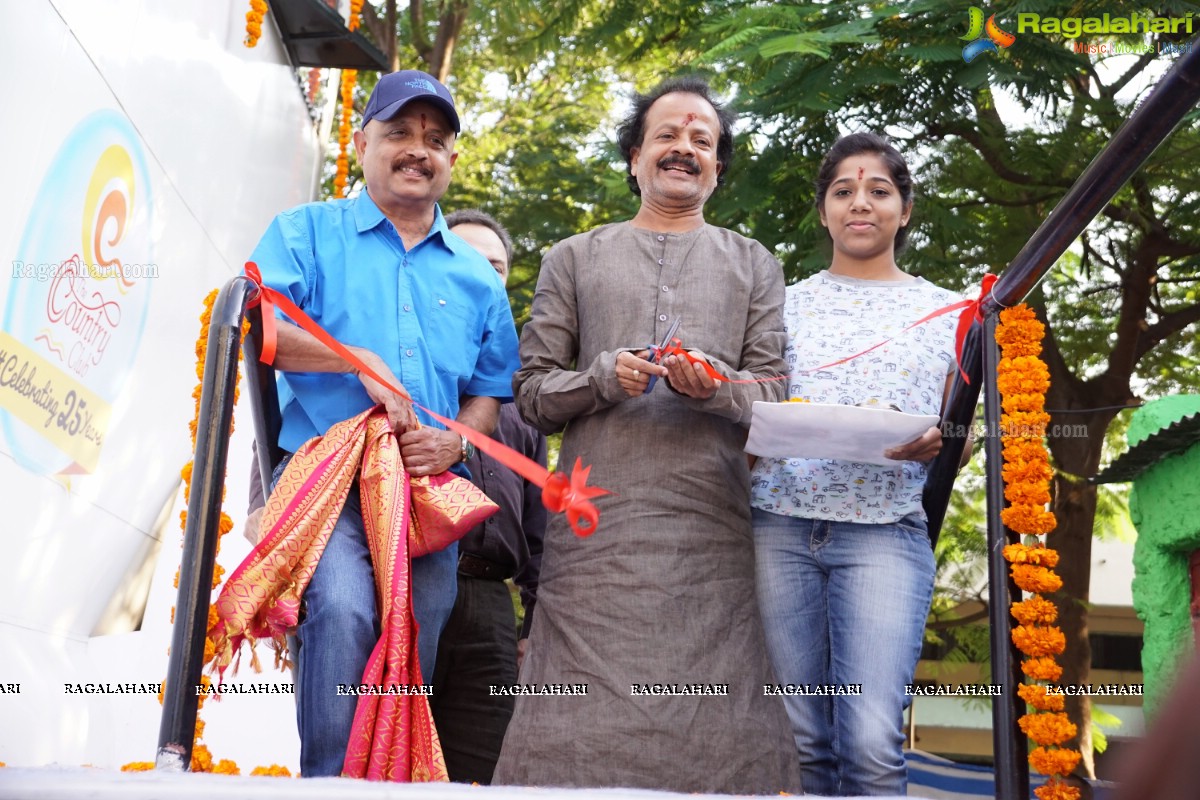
[273,457,458,777]
[752,508,935,797]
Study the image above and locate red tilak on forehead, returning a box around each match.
[682,113,696,126]
[420,113,426,130]
[858,166,864,180]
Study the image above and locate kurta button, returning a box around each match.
[661,285,669,292]
[406,349,414,357]
[656,235,665,242]
[403,304,411,312]
[659,314,668,321]
[657,258,664,265]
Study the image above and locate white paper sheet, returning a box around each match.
[745,401,940,465]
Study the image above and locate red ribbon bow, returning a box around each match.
[243,262,609,536]
[951,273,998,385]
[542,458,607,536]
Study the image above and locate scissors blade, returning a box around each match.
[655,317,681,357]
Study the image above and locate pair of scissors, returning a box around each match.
[643,317,681,394]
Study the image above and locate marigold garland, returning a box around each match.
[244,0,268,47]
[333,2,363,198]
[334,68,358,198]
[996,304,1079,798]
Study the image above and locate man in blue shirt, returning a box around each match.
[250,70,520,778]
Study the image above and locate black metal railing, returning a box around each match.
[155,276,279,770]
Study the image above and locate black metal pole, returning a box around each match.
[241,302,283,495]
[981,312,1029,799]
[924,40,1200,541]
[156,278,254,770]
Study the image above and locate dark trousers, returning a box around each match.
[430,574,519,784]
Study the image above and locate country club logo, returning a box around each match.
[961,7,1016,62]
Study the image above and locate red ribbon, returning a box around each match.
[798,273,998,385]
[243,262,609,536]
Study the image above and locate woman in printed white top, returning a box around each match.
[750,132,971,797]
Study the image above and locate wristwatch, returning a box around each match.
[459,434,476,463]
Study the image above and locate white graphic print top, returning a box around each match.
[750,270,960,523]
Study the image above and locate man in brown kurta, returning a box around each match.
[493,76,802,794]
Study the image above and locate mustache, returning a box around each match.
[657,155,699,174]
[391,158,431,177]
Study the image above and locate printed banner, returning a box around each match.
[0,330,112,472]
[1,109,154,474]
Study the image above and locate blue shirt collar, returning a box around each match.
[352,192,461,256]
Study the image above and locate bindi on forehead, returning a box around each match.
[858,166,864,180]
[420,113,426,130]
[682,113,696,126]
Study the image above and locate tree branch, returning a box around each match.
[429,0,469,81]
[409,0,432,67]
[1136,302,1200,360]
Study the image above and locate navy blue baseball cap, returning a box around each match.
[361,70,461,133]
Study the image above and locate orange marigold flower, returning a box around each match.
[997,305,1044,341]
[191,743,214,773]
[1003,544,1059,567]
[996,367,1051,397]
[1012,624,1067,658]
[208,606,220,629]
[1003,453,1051,484]
[213,759,241,775]
[219,513,234,535]
[1034,778,1081,800]
[1002,505,1058,536]
[1017,682,1065,712]
[1011,596,1059,626]
[1001,392,1047,416]
[1030,746,1082,778]
[1011,563,1063,594]
[121,761,155,772]
[1001,410,1051,438]
[250,764,294,777]
[1019,712,1077,747]
[1005,481,1052,507]
[1022,657,1063,682]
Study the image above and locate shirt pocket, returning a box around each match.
[427,298,481,384]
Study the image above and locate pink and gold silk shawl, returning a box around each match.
[208,406,497,781]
